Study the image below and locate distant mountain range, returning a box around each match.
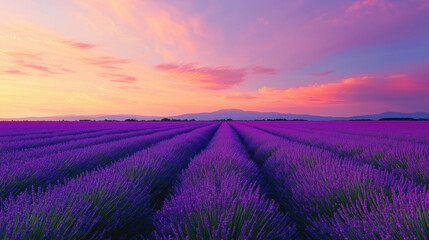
[1,109,429,121]
[171,109,429,121]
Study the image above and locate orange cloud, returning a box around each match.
[258,74,428,105]
[221,93,257,100]
[258,86,283,95]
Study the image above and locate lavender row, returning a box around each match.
[0,122,191,143]
[245,121,429,185]
[0,123,70,137]
[0,124,164,153]
[0,123,195,163]
[153,123,298,239]
[230,122,428,239]
[0,128,69,138]
[0,128,113,152]
[260,121,419,144]
[273,121,429,144]
[0,123,207,199]
[0,124,219,239]
[245,121,429,157]
[0,127,143,161]
[0,121,123,137]
[0,127,112,143]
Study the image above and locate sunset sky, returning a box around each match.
[1,0,428,118]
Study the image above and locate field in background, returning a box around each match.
[0,121,428,239]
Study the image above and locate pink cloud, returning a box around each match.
[83,57,129,70]
[2,60,73,77]
[309,70,335,77]
[249,66,279,75]
[388,74,408,79]
[154,62,278,90]
[2,70,28,75]
[1,49,71,76]
[102,73,137,83]
[1,49,70,76]
[17,62,58,75]
[1,51,41,60]
[155,62,246,90]
[61,41,96,49]
[58,67,73,73]
[347,0,396,12]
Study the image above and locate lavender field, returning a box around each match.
[0,121,428,240]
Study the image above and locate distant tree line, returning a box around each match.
[6,117,428,122]
[378,118,429,121]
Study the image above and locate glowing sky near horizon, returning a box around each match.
[0,0,428,117]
